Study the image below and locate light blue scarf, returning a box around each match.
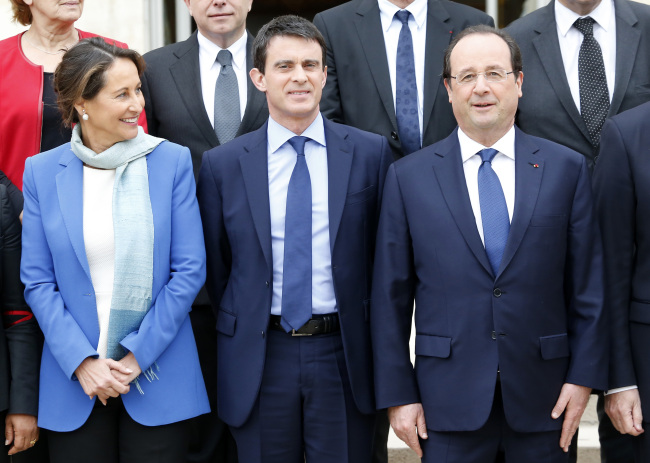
[71,125,164,391]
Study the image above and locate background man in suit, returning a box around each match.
[313,0,494,160]
[371,25,606,462]
[506,0,650,170]
[141,1,268,461]
[594,102,650,462]
[198,15,392,463]
[506,1,650,459]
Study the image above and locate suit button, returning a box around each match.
[262,331,265,338]
[391,131,399,140]
[265,281,269,287]
[493,288,502,297]
[491,331,497,340]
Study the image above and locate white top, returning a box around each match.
[198,30,248,128]
[555,0,616,112]
[378,0,427,142]
[82,166,116,359]
[267,113,337,316]
[459,126,516,245]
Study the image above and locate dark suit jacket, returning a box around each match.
[506,0,650,169]
[593,102,650,408]
[0,184,40,417]
[197,117,393,427]
[371,127,607,433]
[314,0,494,159]
[141,31,268,180]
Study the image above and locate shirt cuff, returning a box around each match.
[605,385,638,395]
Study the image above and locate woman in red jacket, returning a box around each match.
[0,0,146,196]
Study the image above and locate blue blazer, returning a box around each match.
[371,127,607,433]
[20,140,210,432]
[197,117,393,427]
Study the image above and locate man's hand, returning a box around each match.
[4,413,38,455]
[551,383,591,452]
[388,403,428,458]
[605,389,644,436]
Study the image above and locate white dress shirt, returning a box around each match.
[555,0,616,112]
[459,127,516,245]
[197,30,248,128]
[378,0,427,142]
[268,114,337,316]
[83,166,116,359]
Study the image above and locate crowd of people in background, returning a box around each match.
[2,0,650,462]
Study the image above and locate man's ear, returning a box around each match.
[249,68,267,93]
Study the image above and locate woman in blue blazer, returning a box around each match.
[20,38,209,463]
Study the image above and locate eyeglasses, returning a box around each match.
[450,69,514,85]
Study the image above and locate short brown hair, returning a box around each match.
[253,15,326,74]
[10,0,32,26]
[442,25,522,84]
[54,37,145,127]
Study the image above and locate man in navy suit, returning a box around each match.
[197,15,393,463]
[371,25,606,462]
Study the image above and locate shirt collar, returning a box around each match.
[458,126,516,164]
[378,0,427,32]
[197,29,248,73]
[555,0,613,36]
[267,113,327,154]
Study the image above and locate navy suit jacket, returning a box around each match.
[314,0,494,159]
[197,117,393,427]
[506,0,650,168]
[593,102,650,408]
[371,127,606,433]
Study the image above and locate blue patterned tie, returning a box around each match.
[214,50,240,144]
[281,136,312,332]
[395,10,420,155]
[477,149,510,275]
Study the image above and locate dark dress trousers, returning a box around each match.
[371,127,607,461]
[314,0,494,159]
[197,117,392,461]
[506,0,650,170]
[593,101,650,462]
[141,31,268,463]
[0,183,41,463]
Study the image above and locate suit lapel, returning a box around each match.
[56,149,92,282]
[531,2,592,143]
[422,0,452,132]
[239,32,268,137]
[610,0,640,115]
[354,0,398,132]
[497,128,543,277]
[169,33,219,148]
[324,119,354,252]
[239,124,273,268]
[433,132,493,276]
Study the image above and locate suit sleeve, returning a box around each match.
[120,148,206,371]
[563,156,608,390]
[314,13,344,124]
[1,186,40,416]
[0,170,22,216]
[370,164,420,409]
[21,158,99,380]
[593,118,637,389]
[197,152,232,314]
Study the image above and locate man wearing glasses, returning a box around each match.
[370,25,606,462]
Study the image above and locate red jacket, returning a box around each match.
[0,30,147,190]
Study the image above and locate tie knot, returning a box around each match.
[395,9,411,25]
[288,136,309,157]
[217,49,233,67]
[574,17,595,36]
[478,148,499,164]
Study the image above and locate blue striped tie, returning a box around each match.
[281,136,312,332]
[477,148,510,275]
